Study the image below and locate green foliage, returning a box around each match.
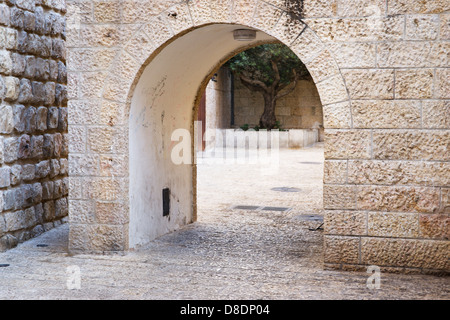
[240,124,249,131]
[239,123,285,132]
[227,43,309,88]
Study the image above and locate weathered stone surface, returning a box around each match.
[441,188,450,214]
[68,200,95,224]
[124,31,154,65]
[142,15,174,48]
[305,15,403,42]
[348,160,450,187]
[35,160,50,179]
[434,68,450,99]
[96,201,129,224]
[67,48,117,72]
[0,167,11,188]
[324,235,360,264]
[42,181,54,200]
[377,42,449,68]
[406,15,439,40]
[315,75,348,105]
[368,212,420,238]
[59,158,68,175]
[271,12,306,45]
[3,137,18,163]
[322,101,352,129]
[93,0,120,23]
[306,49,340,83]
[10,165,21,186]
[0,4,10,26]
[0,104,14,134]
[78,71,108,99]
[387,0,450,14]
[11,52,26,76]
[0,50,12,74]
[351,100,421,128]
[36,106,48,131]
[43,200,54,221]
[47,106,58,129]
[13,104,25,133]
[55,197,68,218]
[440,13,450,40]
[252,1,283,32]
[120,0,179,24]
[336,0,385,16]
[69,154,98,176]
[3,76,20,101]
[49,159,60,178]
[31,135,43,159]
[68,125,86,153]
[324,160,347,184]
[329,42,376,68]
[53,133,62,157]
[17,134,31,159]
[422,100,449,128]
[87,126,127,154]
[58,107,67,131]
[361,237,450,270]
[24,106,36,133]
[357,186,440,213]
[17,78,33,104]
[395,69,434,99]
[164,2,193,35]
[373,130,449,161]
[324,129,371,159]
[342,69,394,99]
[290,27,324,64]
[323,185,357,210]
[187,0,213,26]
[325,210,366,236]
[84,177,128,202]
[99,155,128,177]
[21,164,35,181]
[232,0,258,25]
[419,214,449,240]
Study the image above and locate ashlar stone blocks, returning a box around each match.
[62,0,449,275]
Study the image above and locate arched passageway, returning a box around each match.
[67,0,449,274]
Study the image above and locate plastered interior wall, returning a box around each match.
[205,67,232,131]
[129,24,276,249]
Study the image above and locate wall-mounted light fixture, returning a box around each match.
[233,29,257,41]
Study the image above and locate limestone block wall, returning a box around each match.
[0,0,68,251]
[234,76,323,130]
[65,0,449,274]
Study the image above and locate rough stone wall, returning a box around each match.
[66,0,449,274]
[234,76,323,130]
[0,0,68,251]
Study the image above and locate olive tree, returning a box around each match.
[227,43,310,129]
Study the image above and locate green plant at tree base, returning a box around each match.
[239,122,286,132]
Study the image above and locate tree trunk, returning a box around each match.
[259,91,277,129]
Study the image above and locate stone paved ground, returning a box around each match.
[0,144,449,300]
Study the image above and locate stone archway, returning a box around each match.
[67,0,449,274]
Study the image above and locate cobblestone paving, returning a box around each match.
[0,145,449,300]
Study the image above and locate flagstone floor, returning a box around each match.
[0,144,448,300]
